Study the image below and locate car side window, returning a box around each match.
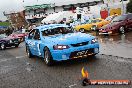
[28,29,35,39]
[34,30,40,40]
[128,14,132,20]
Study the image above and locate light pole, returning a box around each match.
[121,0,125,14]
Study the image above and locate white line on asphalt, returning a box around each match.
[69,84,77,88]
[16,55,27,59]
[115,58,132,64]
[100,54,132,64]
[0,59,11,63]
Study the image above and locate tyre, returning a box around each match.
[119,26,125,34]
[44,47,53,66]
[26,46,33,58]
[0,43,6,50]
[79,28,85,33]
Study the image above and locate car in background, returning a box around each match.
[91,15,118,31]
[75,15,117,32]
[0,34,20,50]
[75,20,93,32]
[99,13,132,35]
[10,31,28,42]
[25,24,99,66]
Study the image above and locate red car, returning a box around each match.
[9,31,28,42]
[0,34,20,50]
[99,13,132,35]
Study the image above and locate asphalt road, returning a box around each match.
[0,32,132,88]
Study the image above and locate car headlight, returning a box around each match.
[92,25,97,30]
[18,38,21,42]
[9,40,13,43]
[53,45,70,50]
[91,38,98,44]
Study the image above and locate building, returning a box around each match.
[3,11,28,29]
[24,0,102,24]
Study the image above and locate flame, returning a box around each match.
[81,67,89,78]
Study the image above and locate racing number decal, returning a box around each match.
[37,42,41,55]
[27,40,35,46]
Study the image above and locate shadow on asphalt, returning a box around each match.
[53,56,99,67]
[29,55,99,67]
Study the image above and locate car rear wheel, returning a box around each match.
[119,26,125,34]
[0,43,5,50]
[44,47,53,66]
[26,46,33,58]
[79,28,85,33]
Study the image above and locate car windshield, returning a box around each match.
[105,16,112,21]
[42,27,74,36]
[13,30,23,34]
[91,19,101,23]
[0,34,7,38]
[112,15,126,22]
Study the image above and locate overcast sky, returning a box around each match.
[0,0,100,21]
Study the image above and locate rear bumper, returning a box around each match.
[50,43,99,61]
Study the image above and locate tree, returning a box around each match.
[126,0,132,13]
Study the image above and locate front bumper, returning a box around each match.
[99,31,112,35]
[5,39,19,47]
[50,43,99,61]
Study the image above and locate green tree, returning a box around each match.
[127,0,132,13]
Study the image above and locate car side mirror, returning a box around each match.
[28,35,33,39]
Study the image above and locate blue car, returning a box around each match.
[25,24,99,65]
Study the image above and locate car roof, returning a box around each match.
[36,24,69,31]
[92,18,103,20]
[122,13,132,16]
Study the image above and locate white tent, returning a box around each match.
[41,11,74,24]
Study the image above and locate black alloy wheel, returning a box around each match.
[0,43,5,50]
[44,47,53,66]
[119,26,125,34]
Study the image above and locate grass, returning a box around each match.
[0,22,10,26]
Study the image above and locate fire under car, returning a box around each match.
[25,24,99,66]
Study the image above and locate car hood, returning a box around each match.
[75,23,92,28]
[42,32,94,45]
[11,33,25,37]
[92,22,99,25]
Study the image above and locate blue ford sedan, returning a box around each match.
[25,24,99,65]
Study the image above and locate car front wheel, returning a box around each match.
[44,47,53,66]
[26,46,33,58]
[119,26,125,34]
[0,43,5,50]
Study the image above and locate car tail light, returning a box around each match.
[53,45,70,50]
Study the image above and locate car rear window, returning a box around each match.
[42,27,74,36]
[0,34,7,38]
[112,15,127,22]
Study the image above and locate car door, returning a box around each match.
[33,29,42,56]
[27,29,36,55]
